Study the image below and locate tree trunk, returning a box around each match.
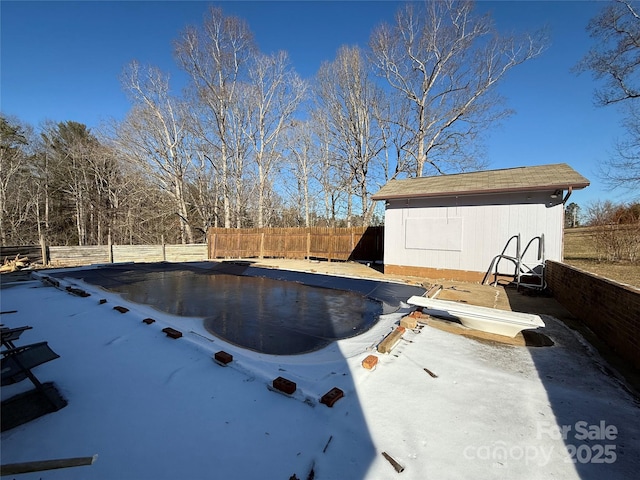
[175,177,194,244]
[221,144,231,228]
[303,178,310,228]
[257,161,265,228]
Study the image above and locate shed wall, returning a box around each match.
[383,191,564,279]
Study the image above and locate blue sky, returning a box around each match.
[1,0,633,209]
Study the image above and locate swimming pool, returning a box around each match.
[47,262,426,355]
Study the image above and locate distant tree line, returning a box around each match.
[565,200,640,229]
[1,1,546,246]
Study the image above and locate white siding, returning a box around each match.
[383,191,564,274]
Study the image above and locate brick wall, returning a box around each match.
[545,260,640,370]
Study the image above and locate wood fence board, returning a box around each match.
[49,246,111,266]
[112,245,164,263]
[28,244,209,266]
[164,244,207,262]
[207,226,383,262]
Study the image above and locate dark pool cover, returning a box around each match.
[51,261,426,354]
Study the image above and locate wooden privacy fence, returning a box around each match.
[1,244,208,267]
[2,226,384,267]
[207,226,384,262]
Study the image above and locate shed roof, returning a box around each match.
[371,163,590,200]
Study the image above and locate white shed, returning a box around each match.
[372,163,590,283]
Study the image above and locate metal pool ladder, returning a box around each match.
[482,234,546,291]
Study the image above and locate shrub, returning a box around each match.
[586,201,640,263]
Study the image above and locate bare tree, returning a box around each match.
[0,116,37,245]
[86,137,128,245]
[93,137,165,244]
[373,94,410,182]
[578,0,640,105]
[577,0,640,194]
[282,120,320,227]
[187,142,220,235]
[228,89,252,228]
[369,0,547,177]
[309,109,349,226]
[245,51,307,227]
[315,46,385,226]
[118,61,194,243]
[41,121,106,246]
[183,98,227,229]
[174,6,256,228]
[118,162,178,244]
[602,103,640,194]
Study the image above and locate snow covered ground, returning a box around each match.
[1,271,639,479]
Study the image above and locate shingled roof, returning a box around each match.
[372,163,590,200]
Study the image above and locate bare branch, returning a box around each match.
[370,0,547,177]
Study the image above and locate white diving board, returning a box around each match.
[407,296,545,338]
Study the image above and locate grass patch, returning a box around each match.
[564,227,640,288]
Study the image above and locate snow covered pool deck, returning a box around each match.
[1,271,639,479]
